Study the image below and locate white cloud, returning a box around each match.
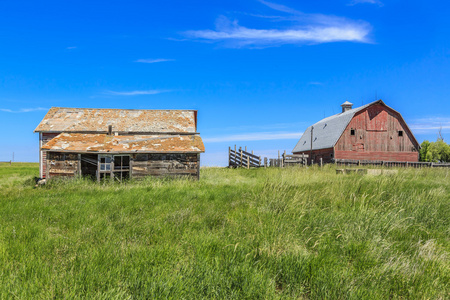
[203,131,302,143]
[183,1,371,47]
[0,107,48,113]
[66,46,77,50]
[410,117,450,134]
[348,0,383,6]
[135,58,175,63]
[105,90,170,96]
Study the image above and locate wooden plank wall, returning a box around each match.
[41,132,60,178]
[131,153,199,178]
[336,104,417,153]
[46,152,79,178]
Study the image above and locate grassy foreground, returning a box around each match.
[0,163,448,299]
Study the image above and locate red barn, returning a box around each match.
[292,100,420,163]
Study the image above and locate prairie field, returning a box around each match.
[0,162,448,299]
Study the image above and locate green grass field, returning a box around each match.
[0,163,448,299]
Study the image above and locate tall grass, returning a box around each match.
[0,162,448,299]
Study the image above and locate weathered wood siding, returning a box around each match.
[294,148,334,164]
[41,132,61,178]
[131,153,200,178]
[46,152,79,178]
[335,104,419,162]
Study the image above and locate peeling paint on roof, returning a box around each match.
[34,107,197,133]
[42,133,205,153]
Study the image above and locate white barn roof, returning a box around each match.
[292,100,416,153]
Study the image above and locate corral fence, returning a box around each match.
[229,146,261,168]
[269,150,309,168]
[334,159,450,168]
[228,147,308,168]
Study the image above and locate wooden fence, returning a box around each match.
[229,146,261,168]
[334,159,450,168]
[228,147,450,169]
[269,151,309,167]
[228,147,308,168]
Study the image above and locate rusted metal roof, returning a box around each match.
[34,107,197,133]
[42,133,205,153]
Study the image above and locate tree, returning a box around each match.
[420,139,450,162]
[419,140,431,161]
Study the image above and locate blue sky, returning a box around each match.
[1,0,449,165]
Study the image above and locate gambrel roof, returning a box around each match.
[34,107,198,133]
[292,100,419,153]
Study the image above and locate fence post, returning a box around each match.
[320,158,323,168]
[234,145,237,168]
[264,157,267,168]
[245,146,247,152]
[278,150,280,167]
[259,156,261,167]
[240,147,243,168]
[247,155,250,169]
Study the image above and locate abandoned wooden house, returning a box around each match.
[34,107,205,181]
[292,100,420,163]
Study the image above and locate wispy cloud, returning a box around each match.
[135,58,175,64]
[308,81,323,85]
[203,131,301,143]
[0,107,48,113]
[410,117,450,134]
[348,0,383,6]
[183,1,371,48]
[105,90,170,96]
[66,46,77,50]
[257,0,300,14]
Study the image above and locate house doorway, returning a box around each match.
[98,154,130,181]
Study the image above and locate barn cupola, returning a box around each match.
[341,101,353,113]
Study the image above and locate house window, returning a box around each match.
[350,129,355,136]
[398,130,403,137]
[100,156,112,171]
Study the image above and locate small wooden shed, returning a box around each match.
[292,100,420,163]
[35,107,205,181]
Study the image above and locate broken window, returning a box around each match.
[350,129,355,136]
[398,130,403,137]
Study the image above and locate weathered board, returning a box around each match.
[131,153,200,179]
[41,132,61,178]
[46,152,79,178]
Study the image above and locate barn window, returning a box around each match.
[350,129,355,136]
[398,130,403,137]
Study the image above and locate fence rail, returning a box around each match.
[229,146,261,168]
[334,159,450,168]
[228,147,450,169]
